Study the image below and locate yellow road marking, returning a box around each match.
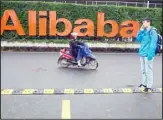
[64,89,74,94]
[103,89,113,93]
[148,90,152,93]
[139,88,152,93]
[22,89,34,94]
[1,89,13,95]
[43,89,55,94]
[139,88,145,92]
[122,88,133,93]
[62,100,71,119]
[84,89,94,94]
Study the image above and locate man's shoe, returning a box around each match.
[143,88,151,93]
[138,84,147,88]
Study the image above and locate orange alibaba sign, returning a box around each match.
[1,10,140,38]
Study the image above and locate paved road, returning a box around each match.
[1,52,162,119]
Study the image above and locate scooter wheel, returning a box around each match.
[88,60,98,70]
[58,58,70,68]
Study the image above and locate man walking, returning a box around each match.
[136,18,158,92]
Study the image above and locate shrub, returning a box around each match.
[1,1,162,40]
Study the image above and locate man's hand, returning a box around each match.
[147,56,153,61]
[140,25,144,31]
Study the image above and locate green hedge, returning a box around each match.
[1,1,162,40]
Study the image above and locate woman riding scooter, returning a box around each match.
[69,32,83,67]
[58,32,98,69]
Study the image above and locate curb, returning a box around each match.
[1,41,140,52]
[1,41,140,48]
[1,47,139,52]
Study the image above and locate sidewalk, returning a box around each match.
[1,41,140,52]
[1,41,140,48]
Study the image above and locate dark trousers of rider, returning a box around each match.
[70,49,77,60]
[70,48,82,61]
[76,48,82,61]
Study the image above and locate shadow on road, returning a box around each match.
[57,66,98,73]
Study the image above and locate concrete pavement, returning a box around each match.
[1,52,162,119]
[1,52,162,88]
[1,94,162,119]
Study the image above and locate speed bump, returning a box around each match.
[22,89,35,94]
[94,89,103,94]
[64,89,74,94]
[122,88,133,93]
[33,89,44,95]
[113,89,123,93]
[1,88,162,95]
[84,89,94,94]
[1,89,13,95]
[12,89,23,95]
[55,89,64,94]
[103,89,113,93]
[43,89,55,94]
[74,89,84,94]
